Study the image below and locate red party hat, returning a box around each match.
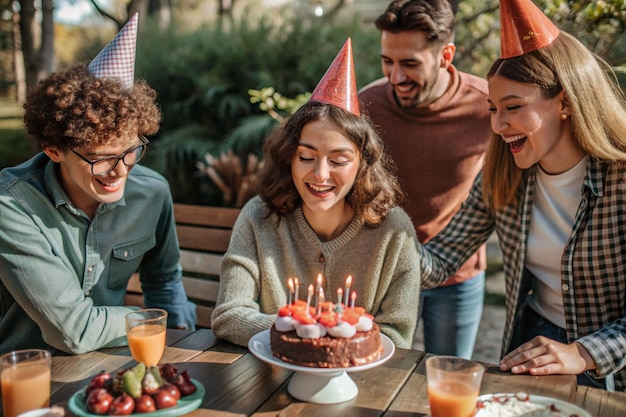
[310,38,360,116]
[499,0,560,59]
[88,13,138,88]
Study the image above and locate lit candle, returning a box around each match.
[317,287,325,316]
[343,275,352,306]
[306,284,314,316]
[350,291,356,308]
[337,288,343,306]
[287,278,294,306]
[315,273,323,306]
[294,277,300,303]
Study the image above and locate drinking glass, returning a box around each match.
[125,308,168,367]
[426,355,485,417]
[0,349,51,417]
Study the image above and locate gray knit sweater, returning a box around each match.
[211,196,421,349]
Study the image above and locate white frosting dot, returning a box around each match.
[327,321,356,338]
[295,323,327,338]
[275,316,297,332]
[356,316,373,331]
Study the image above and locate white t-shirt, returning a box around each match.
[526,157,587,328]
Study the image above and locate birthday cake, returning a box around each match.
[269,281,383,368]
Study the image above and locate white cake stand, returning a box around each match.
[248,330,395,404]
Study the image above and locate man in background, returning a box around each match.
[359,0,491,358]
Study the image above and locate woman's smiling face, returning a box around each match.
[488,74,582,174]
[291,118,360,217]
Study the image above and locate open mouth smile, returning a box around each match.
[307,183,335,194]
[502,134,527,151]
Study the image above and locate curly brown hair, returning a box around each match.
[23,65,161,151]
[258,101,405,226]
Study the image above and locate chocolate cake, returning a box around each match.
[270,322,383,368]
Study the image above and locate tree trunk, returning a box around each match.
[18,0,55,93]
[19,0,37,91]
[218,0,234,16]
[127,0,148,29]
[149,0,172,31]
[12,6,26,102]
[40,0,55,76]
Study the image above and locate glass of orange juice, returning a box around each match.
[426,355,485,417]
[125,308,168,367]
[0,349,51,417]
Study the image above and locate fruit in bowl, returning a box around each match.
[84,363,196,415]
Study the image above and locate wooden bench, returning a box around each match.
[125,203,240,328]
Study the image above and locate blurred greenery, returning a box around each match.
[1,0,625,206]
[133,7,384,205]
[0,100,36,168]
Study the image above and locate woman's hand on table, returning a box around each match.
[499,336,596,375]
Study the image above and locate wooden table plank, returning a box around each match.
[383,354,429,417]
[479,365,577,402]
[383,355,578,417]
[51,348,135,409]
[575,385,626,417]
[26,330,626,417]
[181,351,292,417]
[252,347,425,417]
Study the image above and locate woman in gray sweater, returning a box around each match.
[211,100,421,348]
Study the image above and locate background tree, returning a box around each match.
[16,0,54,94]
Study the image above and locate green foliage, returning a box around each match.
[141,125,223,205]
[0,100,36,169]
[5,1,625,205]
[615,66,626,95]
[135,9,381,204]
[249,87,311,122]
[455,0,501,77]
[542,0,626,65]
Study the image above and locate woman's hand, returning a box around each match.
[499,336,596,375]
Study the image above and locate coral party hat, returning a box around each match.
[499,0,560,59]
[88,13,139,88]
[310,38,360,116]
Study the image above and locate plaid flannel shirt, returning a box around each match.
[420,157,626,391]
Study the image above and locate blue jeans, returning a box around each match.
[518,305,608,389]
[416,272,485,359]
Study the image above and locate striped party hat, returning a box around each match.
[88,13,138,88]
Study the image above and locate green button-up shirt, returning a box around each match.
[0,153,196,354]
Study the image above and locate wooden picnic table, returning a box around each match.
[21,329,626,417]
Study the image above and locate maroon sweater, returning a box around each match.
[359,66,490,285]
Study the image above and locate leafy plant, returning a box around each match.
[135,7,380,205]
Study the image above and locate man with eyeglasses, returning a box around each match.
[0,16,196,354]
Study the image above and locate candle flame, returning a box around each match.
[344,275,352,306]
[317,273,323,285]
[288,277,294,290]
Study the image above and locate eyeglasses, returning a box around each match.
[71,136,149,176]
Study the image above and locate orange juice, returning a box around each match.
[127,323,166,366]
[1,364,51,417]
[428,380,478,417]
